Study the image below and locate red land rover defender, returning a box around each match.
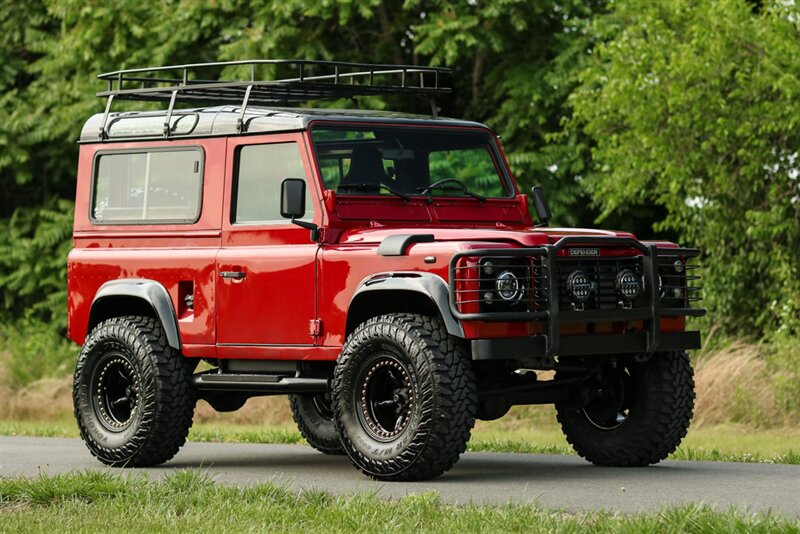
[68,60,704,481]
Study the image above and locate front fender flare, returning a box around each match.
[89,278,181,350]
[349,272,463,337]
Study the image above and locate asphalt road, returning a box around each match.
[1,437,798,517]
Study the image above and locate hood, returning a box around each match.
[338,226,637,248]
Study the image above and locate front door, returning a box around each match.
[216,133,320,347]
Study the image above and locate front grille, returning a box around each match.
[557,256,645,311]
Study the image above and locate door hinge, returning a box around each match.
[309,319,322,337]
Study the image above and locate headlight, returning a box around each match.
[478,258,530,309]
[495,270,522,302]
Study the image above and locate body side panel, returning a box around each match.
[68,138,225,348]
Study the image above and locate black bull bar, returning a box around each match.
[448,236,706,359]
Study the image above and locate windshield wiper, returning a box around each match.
[339,183,410,201]
[417,178,486,204]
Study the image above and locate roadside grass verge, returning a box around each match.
[0,471,796,532]
[2,419,797,465]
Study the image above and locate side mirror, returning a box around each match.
[281,178,320,242]
[280,178,306,219]
[531,186,551,227]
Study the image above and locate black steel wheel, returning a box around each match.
[580,365,634,431]
[332,314,476,481]
[556,351,695,467]
[90,352,142,431]
[357,355,415,441]
[73,316,196,467]
[289,392,344,455]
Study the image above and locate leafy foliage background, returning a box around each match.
[0,0,797,366]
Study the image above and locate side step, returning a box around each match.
[191,373,328,395]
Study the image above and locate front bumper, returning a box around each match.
[449,236,706,358]
[471,331,701,361]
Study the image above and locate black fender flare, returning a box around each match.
[88,278,182,350]
[348,272,464,337]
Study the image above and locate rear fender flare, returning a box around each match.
[88,278,181,350]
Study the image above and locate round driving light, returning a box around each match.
[483,261,495,275]
[495,270,522,302]
[483,291,494,304]
[566,271,592,302]
[616,269,642,300]
[673,260,684,273]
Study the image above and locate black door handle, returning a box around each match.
[220,271,246,280]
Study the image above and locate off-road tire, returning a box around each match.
[289,393,344,455]
[73,316,195,467]
[556,350,695,467]
[332,313,476,481]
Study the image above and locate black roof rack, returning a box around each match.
[95,59,451,140]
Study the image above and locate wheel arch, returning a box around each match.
[346,273,463,338]
[88,278,181,350]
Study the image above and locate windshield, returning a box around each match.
[310,124,512,199]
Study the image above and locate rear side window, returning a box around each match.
[91,148,203,224]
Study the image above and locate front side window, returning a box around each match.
[233,142,313,223]
[92,148,203,224]
[311,125,511,199]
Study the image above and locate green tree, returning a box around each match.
[568,0,800,336]
[410,0,607,227]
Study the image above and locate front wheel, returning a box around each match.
[73,316,195,467]
[332,314,476,481]
[556,350,695,466]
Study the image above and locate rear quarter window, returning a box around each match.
[91,148,203,224]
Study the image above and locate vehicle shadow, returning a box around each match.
[162,446,354,471]
[158,444,740,485]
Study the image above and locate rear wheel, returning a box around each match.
[556,350,695,466]
[289,393,344,455]
[332,313,476,481]
[73,316,195,467]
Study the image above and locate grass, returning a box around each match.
[2,418,798,465]
[692,337,800,428]
[0,320,75,388]
[0,471,797,533]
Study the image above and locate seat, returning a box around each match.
[338,146,386,193]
